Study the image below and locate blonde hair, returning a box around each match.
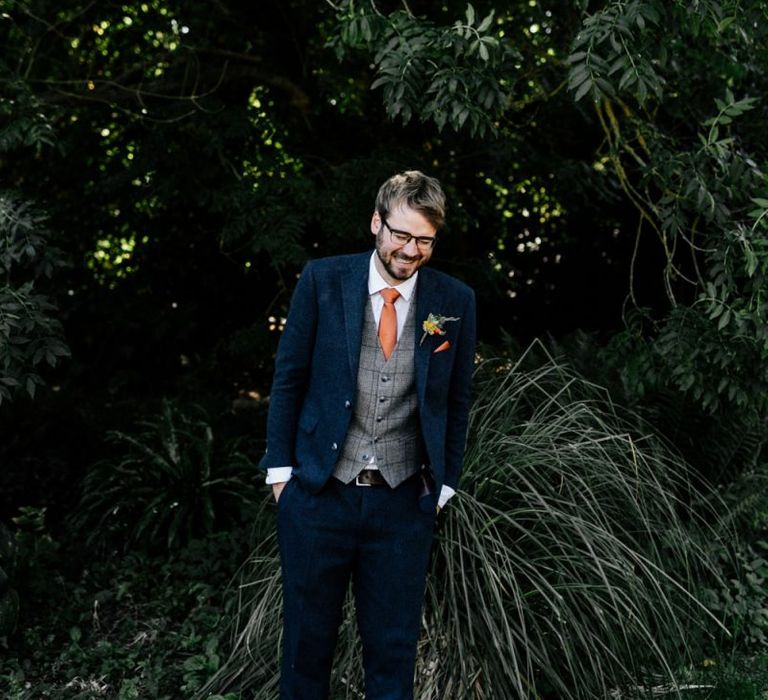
[375,170,446,231]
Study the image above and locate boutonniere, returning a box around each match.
[420,313,460,345]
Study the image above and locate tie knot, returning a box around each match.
[380,288,400,305]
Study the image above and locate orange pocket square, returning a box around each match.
[433,340,451,354]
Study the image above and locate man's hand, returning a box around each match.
[272,481,289,503]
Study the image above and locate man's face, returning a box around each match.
[371,204,436,286]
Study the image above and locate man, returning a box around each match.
[260,170,476,699]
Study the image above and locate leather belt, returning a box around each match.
[354,469,388,487]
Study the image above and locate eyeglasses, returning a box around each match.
[382,219,437,251]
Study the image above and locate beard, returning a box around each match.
[376,248,422,280]
[375,230,424,281]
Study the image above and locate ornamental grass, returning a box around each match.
[200,341,728,699]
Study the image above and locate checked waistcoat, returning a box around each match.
[332,293,425,487]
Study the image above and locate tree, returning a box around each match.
[328,0,768,415]
[2,0,766,498]
[0,0,634,407]
[0,83,69,405]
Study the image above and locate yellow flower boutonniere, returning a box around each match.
[420,313,460,345]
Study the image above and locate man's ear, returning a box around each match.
[370,210,381,236]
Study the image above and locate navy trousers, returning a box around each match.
[277,474,437,700]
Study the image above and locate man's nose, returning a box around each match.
[402,239,420,256]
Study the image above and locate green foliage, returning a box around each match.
[515,332,768,668]
[0,521,19,640]
[691,655,768,699]
[0,499,762,699]
[640,89,766,414]
[0,83,55,156]
[0,522,255,698]
[704,541,768,651]
[0,506,58,656]
[0,78,69,407]
[507,327,768,492]
[218,174,314,272]
[0,192,69,405]
[2,0,768,690]
[9,507,62,622]
[700,458,768,656]
[715,462,768,539]
[328,2,516,137]
[567,1,666,105]
[569,3,768,415]
[73,401,262,550]
[566,1,753,107]
[326,0,768,418]
[203,343,728,699]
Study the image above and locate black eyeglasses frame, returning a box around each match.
[381,218,437,251]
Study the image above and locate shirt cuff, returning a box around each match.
[437,485,456,508]
[266,467,293,485]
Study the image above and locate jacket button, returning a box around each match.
[345,400,351,408]
[331,442,338,450]
[381,376,389,382]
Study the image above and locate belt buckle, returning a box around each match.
[355,472,372,487]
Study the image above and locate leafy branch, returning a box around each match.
[327,3,514,137]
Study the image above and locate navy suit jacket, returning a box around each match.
[260,251,476,510]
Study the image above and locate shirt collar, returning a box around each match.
[368,251,418,301]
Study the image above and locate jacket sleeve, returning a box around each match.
[442,287,477,490]
[259,261,318,469]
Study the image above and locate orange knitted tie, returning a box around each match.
[378,288,401,360]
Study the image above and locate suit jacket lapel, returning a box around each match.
[414,268,439,405]
[341,252,370,380]
[342,254,439,402]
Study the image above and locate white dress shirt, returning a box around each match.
[267,253,456,508]
[366,251,418,341]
